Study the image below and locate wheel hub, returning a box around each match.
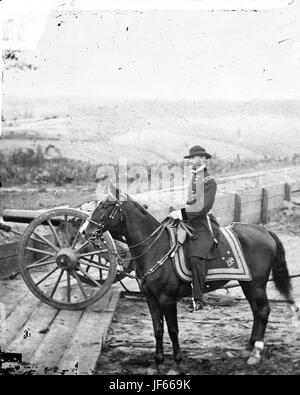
[56,248,78,270]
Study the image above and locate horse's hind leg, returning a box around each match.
[240,282,271,365]
[160,295,184,375]
[146,296,164,373]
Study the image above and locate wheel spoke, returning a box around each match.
[64,215,70,246]
[35,266,59,286]
[25,246,55,256]
[26,258,57,270]
[32,230,59,252]
[67,271,71,302]
[71,218,85,249]
[50,269,64,298]
[75,240,91,253]
[86,255,93,273]
[77,266,103,289]
[29,235,51,248]
[78,249,108,258]
[72,270,88,299]
[25,254,52,269]
[79,257,110,270]
[47,219,63,248]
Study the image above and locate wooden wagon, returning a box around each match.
[0,196,136,310]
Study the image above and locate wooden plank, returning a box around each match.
[261,188,269,224]
[0,294,41,350]
[284,183,292,201]
[239,188,262,204]
[0,292,28,322]
[0,255,19,279]
[0,278,29,300]
[6,304,59,362]
[88,289,113,313]
[30,309,83,373]
[0,240,35,278]
[241,209,262,224]
[214,193,235,210]
[266,184,285,211]
[0,282,32,336]
[239,187,263,224]
[0,241,19,258]
[234,193,242,222]
[213,207,235,226]
[58,290,120,375]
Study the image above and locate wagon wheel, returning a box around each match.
[70,195,136,285]
[18,208,118,310]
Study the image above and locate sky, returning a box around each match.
[2,0,300,100]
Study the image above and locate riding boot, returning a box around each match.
[189,257,208,311]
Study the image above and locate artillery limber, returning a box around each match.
[0,196,135,310]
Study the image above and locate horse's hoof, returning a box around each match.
[247,355,261,365]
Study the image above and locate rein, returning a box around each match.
[87,202,167,253]
[86,200,193,282]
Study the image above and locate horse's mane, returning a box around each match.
[128,196,160,224]
[129,198,150,215]
[108,187,160,224]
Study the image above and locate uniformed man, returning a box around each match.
[168,145,219,312]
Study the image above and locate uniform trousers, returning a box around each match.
[189,256,208,302]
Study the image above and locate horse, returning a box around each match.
[84,185,300,374]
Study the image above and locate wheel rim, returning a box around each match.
[18,208,118,310]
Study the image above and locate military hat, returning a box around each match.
[184,145,212,159]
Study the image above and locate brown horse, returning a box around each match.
[84,186,299,374]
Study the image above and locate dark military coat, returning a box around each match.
[181,166,219,260]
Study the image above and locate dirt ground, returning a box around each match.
[96,209,300,376]
[96,294,300,376]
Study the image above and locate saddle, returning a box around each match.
[166,221,251,283]
[168,220,192,245]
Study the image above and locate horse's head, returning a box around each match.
[84,182,126,242]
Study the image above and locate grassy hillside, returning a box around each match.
[1,97,300,165]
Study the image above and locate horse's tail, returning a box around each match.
[268,230,300,324]
[268,230,292,300]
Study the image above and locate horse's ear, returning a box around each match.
[107,180,127,201]
[107,180,118,201]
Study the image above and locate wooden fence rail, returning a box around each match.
[148,180,300,224]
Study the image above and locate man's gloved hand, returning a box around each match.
[168,210,183,220]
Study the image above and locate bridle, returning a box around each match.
[87,201,124,243]
[85,199,177,281]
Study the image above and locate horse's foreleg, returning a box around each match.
[240,282,270,365]
[146,297,164,371]
[160,295,184,375]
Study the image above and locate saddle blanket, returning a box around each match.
[169,225,252,282]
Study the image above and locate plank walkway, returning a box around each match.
[0,278,120,375]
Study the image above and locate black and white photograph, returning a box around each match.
[1,0,300,378]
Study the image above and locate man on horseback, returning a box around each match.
[168,145,220,311]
